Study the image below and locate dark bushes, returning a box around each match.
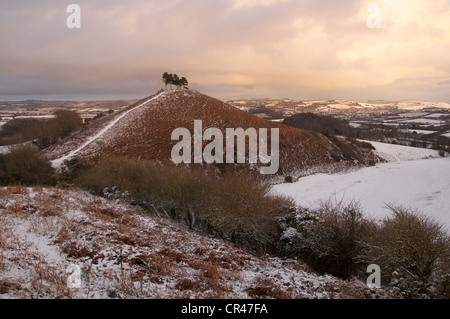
[0,144,55,186]
[75,157,293,252]
[0,118,42,145]
[278,202,373,279]
[357,206,449,299]
[278,202,449,298]
[282,113,356,138]
[34,110,83,149]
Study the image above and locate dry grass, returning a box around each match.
[0,222,72,298]
[246,277,291,299]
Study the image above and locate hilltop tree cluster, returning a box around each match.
[162,72,188,90]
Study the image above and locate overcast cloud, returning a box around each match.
[1,0,449,101]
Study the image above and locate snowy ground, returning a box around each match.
[367,141,441,162]
[0,187,395,299]
[271,142,450,233]
[0,146,10,154]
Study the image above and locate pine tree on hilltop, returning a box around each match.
[162,72,173,90]
[180,77,188,89]
[172,74,180,89]
[162,72,167,90]
[162,72,189,90]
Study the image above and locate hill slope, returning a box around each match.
[0,186,398,299]
[43,90,378,177]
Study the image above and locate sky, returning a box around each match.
[0,0,450,102]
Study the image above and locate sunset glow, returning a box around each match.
[1,0,449,101]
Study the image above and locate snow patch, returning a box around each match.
[366,141,441,162]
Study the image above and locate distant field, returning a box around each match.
[0,99,137,123]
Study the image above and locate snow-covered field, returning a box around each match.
[426,113,448,118]
[367,141,441,162]
[397,101,450,111]
[403,129,437,135]
[399,118,444,125]
[272,142,450,233]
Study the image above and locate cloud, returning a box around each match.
[0,0,449,101]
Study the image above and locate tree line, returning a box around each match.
[162,72,188,90]
[0,110,83,148]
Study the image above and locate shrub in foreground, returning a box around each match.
[76,157,293,252]
[277,201,373,279]
[278,202,449,299]
[357,206,449,299]
[75,157,449,298]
